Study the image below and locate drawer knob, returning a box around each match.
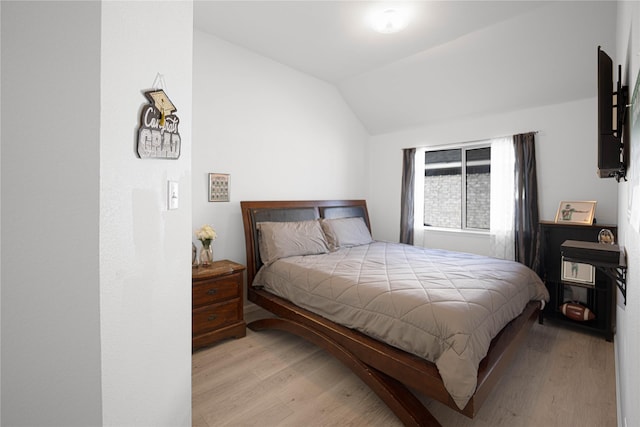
[208,315,217,322]
[207,289,218,295]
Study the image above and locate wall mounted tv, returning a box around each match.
[597,46,628,181]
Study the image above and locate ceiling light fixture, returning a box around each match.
[370,8,408,34]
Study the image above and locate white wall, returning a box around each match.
[368,98,619,253]
[1,2,194,426]
[100,2,193,426]
[1,1,4,419]
[1,2,103,425]
[615,3,640,426]
[192,31,369,270]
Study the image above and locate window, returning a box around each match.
[423,144,491,230]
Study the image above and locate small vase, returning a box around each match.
[199,244,213,266]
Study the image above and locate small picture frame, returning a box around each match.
[208,173,230,202]
[561,257,595,286]
[554,200,597,225]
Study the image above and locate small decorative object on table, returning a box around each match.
[192,242,198,268]
[598,228,615,244]
[560,302,596,322]
[195,224,217,266]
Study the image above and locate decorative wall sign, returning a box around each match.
[208,173,230,202]
[136,89,181,159]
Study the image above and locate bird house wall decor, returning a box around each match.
[136,89,181,159]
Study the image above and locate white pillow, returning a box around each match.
[257,220,329,265]
[320,217,373,251]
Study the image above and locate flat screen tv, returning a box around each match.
[597,46,628,180]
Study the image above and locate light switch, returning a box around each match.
[168,181,179,210]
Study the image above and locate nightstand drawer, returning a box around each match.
[192,273,241,308]
[192,299,241,336]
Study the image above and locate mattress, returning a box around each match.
[253,241,549,409]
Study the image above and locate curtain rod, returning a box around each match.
[402,131,539,151]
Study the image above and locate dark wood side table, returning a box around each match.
[192,260,246,351]
[538,221,619,341]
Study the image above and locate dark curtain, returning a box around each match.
[400,148,416,244]
[513,132,540,271]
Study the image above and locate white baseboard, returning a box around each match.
[615,337,623,427]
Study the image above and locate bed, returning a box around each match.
[240,200,549,426]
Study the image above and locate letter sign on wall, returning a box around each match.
[136,89,181,159]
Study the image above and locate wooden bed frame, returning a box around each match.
[240,200,541,426]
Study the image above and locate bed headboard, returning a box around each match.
[240,200,370,285]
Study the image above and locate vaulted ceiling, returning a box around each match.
[194,1,617,135]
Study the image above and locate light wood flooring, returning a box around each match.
[192,308,616,426]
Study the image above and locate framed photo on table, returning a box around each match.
[561,257,595,286]
[554,201,597,225]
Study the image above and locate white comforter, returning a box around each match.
[253,241,549,409]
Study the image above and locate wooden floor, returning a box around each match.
[192,308,617,427]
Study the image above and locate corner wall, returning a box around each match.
[100,2,193,425]
[192,30,368,268]
[1,3,103,425]
[615,3,640,426]
[1,1,4,419]
[1,2,194,425]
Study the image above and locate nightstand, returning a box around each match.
[539,221,619,341]
[192,260,246,351]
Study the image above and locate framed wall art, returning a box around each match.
[208,173,230,202]
[554,200,597,225]
[561,257,595,286]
